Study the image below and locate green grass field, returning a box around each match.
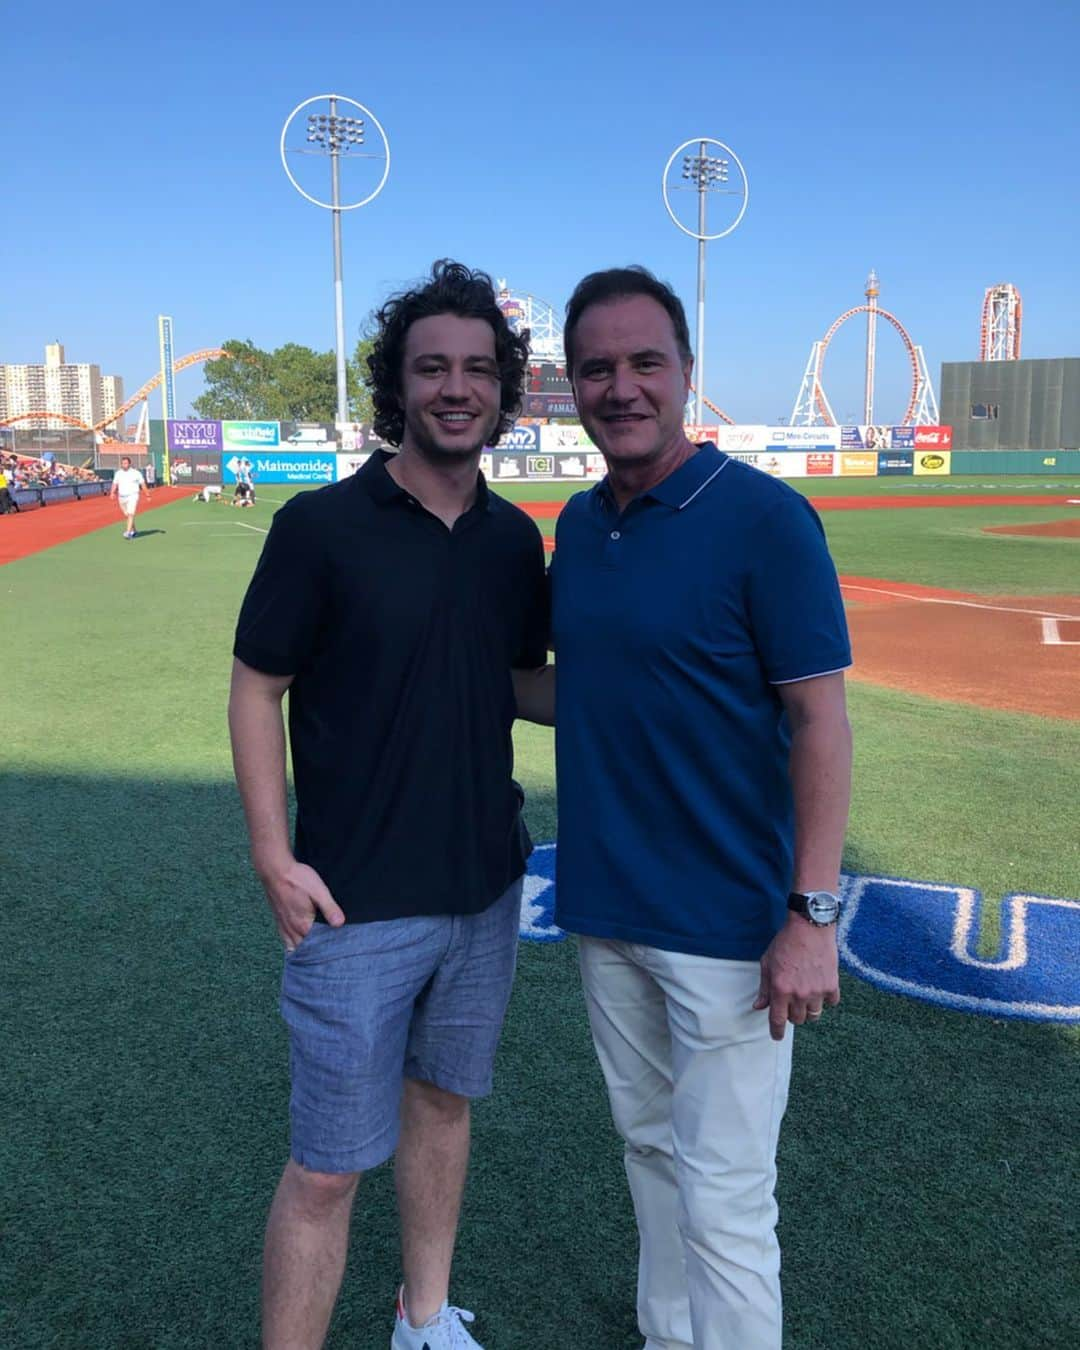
[2,475,1078,1348]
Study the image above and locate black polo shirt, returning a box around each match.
[233,452,549,924]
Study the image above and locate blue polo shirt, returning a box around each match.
[551,445,851,961]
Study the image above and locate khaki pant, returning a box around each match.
[579,937,793,1350]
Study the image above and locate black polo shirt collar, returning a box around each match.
[359,449,495,518]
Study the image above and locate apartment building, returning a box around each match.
[0,342,125,432]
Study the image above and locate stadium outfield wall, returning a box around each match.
[148,420,1080,483]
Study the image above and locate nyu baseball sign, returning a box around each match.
[518,846,1079,1022]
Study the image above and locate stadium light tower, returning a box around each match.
[662,138,749,425]
[280,95,390,425]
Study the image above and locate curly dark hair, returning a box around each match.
[563,265,692,375]
[365,259,531,447]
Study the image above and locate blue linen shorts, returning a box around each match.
[280,878,523,1174]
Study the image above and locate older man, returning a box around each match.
[550,267,852,1349]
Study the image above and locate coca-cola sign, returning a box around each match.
[913,426,953,449]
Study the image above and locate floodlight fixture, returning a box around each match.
[281,94,391,424]
[662,137,749,424]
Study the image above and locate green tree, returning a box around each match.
[192,340,272,420]
[261,343,338,422]
[348,335,376,425]
[193,336,377,424]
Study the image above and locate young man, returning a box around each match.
[549,268,853,1350]
[229,260,548,1350]
[110,456,149,538]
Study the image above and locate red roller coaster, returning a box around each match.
[790,271,939,427]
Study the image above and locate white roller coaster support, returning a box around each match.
[790,342,836,426]
[912,347,940,425]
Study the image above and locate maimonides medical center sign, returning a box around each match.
[167,420,223,451]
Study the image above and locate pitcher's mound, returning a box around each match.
[983,519,1080,539]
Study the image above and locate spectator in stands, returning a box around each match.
[0,463,17,514]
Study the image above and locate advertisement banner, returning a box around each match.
[495,425,541,453]
[489,451,594,481]
[764,426,843,449]
[890,426,915,448]
[222,420,281,449]
[167,419,222,451]
[714,425,769,452]
[282,421,339,449]
[913,426,953,450]
[806,452,836,476]
[728,452,807,478]
[335,453,370,480]
[169,452,222,485]
[493,454,525,479]
[223,452,335,484]
[842,425,895,450]
[554,453,588,478]
[840,452,878,477]
[540,424,595,452]
[335,422,393,452]
[913,450,952,476]
[877,451,914,476]
[526,454,556,478]
[586,453,607,480]
[523,393,579,418]
[684,424,722,446]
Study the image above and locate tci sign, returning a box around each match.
[167,419,222,451]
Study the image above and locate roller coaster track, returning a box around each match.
[0,349,232,440]
[690,387,735,425]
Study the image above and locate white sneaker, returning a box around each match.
[390,1286,483,1349]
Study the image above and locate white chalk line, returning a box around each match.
[841,582,1080,622]
[1040,618,1080,646]
[180,520,267,535]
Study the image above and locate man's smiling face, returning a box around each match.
[569,294,692,471]
[399,313,502,459]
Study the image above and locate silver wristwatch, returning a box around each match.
[787,890,842,926]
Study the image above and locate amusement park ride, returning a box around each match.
[980,283,1022,362]
[790,270,940,427]
[1,279,1024,439]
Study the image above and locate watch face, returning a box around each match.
[806,892,841,924]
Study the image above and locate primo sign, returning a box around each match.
[518,845,1080,1023]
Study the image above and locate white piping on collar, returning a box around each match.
[677,456,729,510]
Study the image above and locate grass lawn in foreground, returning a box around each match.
[1,487,1077,1347]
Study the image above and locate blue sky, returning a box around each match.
[4,0,1078,423]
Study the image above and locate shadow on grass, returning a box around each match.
[1,771,1076,1349]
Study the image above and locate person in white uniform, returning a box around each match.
[110,457,149,538]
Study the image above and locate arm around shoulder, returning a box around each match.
[512,664,555,726]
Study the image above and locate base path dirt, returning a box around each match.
[0,488,191,565]
[983,519,1080,539]
[841,576,1079,720]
